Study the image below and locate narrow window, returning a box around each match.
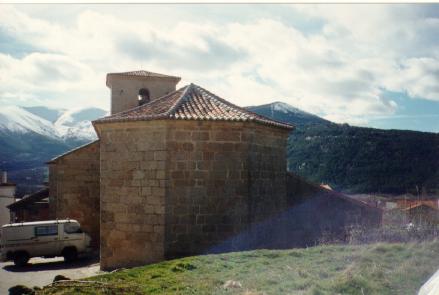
[138,88,150,106]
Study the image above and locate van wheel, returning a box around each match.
[13,251,29,267]
[63,247,78,263]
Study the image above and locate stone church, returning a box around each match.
[48,70,381,271]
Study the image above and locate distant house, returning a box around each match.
[373,198,439,226]
[0,171,16,226]
[8,188,49,222]
[402,203,439,225]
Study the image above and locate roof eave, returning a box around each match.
[106,72,181,84]
[47,140,100,164]
[7,188,49,210]
[94,115,295,130]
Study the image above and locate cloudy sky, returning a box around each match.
[1,4,439,132]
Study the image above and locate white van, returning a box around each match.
[0,219,92,266]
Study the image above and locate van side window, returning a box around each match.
[64,223,83,234]
[35,225,58,236]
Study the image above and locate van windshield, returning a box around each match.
[64,223,83,234]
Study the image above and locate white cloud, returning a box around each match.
[384,58,439,101]
[0,52,101,107]
[0,4,438,125]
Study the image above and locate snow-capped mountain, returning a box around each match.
[272,102,311,115]
[246,101,331,126]
[23,106,66,123]
[0,105,59,139]
[0,106,107,143]
[54,107,108,142]
[0,105,107,194]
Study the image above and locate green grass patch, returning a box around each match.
[38,240,439,295]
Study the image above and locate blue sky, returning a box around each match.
[0,4,439,132]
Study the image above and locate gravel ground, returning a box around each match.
[0,256,102,294]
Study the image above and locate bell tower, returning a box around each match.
[106,70,181,115]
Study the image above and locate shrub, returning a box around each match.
[8,285,34,295]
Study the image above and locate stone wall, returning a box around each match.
[97,121,168,270]
[165,121,250,257]
[283,173,382,246]
[96,119,290,269]
[217,173,383,250]
[247,126,288,219]
[48,141,100,248]
[165,121,289,258]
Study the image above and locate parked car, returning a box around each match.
[0,219,92,266]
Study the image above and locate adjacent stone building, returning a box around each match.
[47,70,382,271]
[48,140,100,248]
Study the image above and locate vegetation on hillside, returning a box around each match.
[0,130,88,196]
[0,130,70,172]
[38,241,439,295]
[248,103,439,195]
[288,123,439,194]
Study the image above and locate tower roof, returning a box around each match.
[106,70,181,87]
[94,84,294,130]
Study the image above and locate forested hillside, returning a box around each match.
[248,102,439,194]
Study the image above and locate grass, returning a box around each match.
[38,240,439,295]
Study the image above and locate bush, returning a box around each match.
[8,285,34,295]
[53,275,71,282]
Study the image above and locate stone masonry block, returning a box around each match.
[154,151,167,161]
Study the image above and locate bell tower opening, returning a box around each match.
[138,88,150,106]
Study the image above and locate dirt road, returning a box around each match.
[0,257,102,294]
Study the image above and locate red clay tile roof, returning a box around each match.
[94,84,294,130]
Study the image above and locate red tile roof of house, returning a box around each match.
[94,84,294,130]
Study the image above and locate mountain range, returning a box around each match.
[1,102,438,196]
[0,106,107,195]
